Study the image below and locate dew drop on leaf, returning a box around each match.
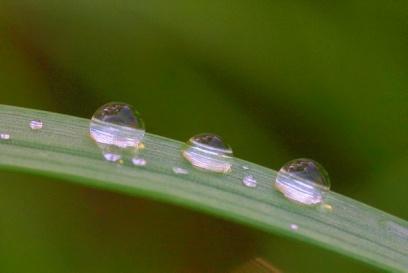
[275,158,330,205]
[290,224,299,231]
[89,102,145,162]
[102,151,122,162]
[172,166,189,175]
[29,119,43,130]
[181,133,233,173]
[0,133,10,140]
[132,157,147,166]
[242,175,257,188]
[90,102,145,148]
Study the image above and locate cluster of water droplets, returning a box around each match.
[0,133,10,140]
[2,102,406,247]
[86,102,333,207]
[1,119,45,141]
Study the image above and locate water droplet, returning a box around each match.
[320,203,333,212]
[242,165,250,170]
[172,166,189,175]
[290,224,299,231]
[242,175,257,188]
[275,158,330,205]
[98,144,121,162]
[29,119,43,130]
[103,151,122,162]
[0,133,10,140]
[132,157,147,166]
[90,102,145,149]
[90,102,145,161]
[182,133,233,173]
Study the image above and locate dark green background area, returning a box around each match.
[0,1,406,272]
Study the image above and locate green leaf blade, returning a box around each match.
[0,104,407,272]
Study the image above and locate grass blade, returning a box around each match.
[0,104,407,272]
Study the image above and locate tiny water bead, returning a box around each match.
[290,224,299,231]
[0,133,10,140]
[172,166,189,175]
[90,102,145,149]
[102,147,122,162]
[242,175,257,188]
[275,158,331,205]
[320,203,333,212]
[132,157,147,166]
[182,133,233,173]
[29,119,43,130]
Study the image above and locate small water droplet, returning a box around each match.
[29,119,43,130]
[242,175,257,188]
[182,133,233,173]
[103,151,122,162]
[132,157,147,166]
[320,203,333,212]
[0,133,10,140]
[275,158,330,205]
[290,224,299,231]
[242,165,250,170]
[99,144,121,162]
[172,166,189,175]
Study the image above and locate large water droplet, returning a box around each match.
[182,133,233,173]
[242,175,257,188]
[275,158,330,205]
[90,102,145,148]
[29,119,43,130]
[90,102,145,162]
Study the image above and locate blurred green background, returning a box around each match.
[0,0,407,272]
